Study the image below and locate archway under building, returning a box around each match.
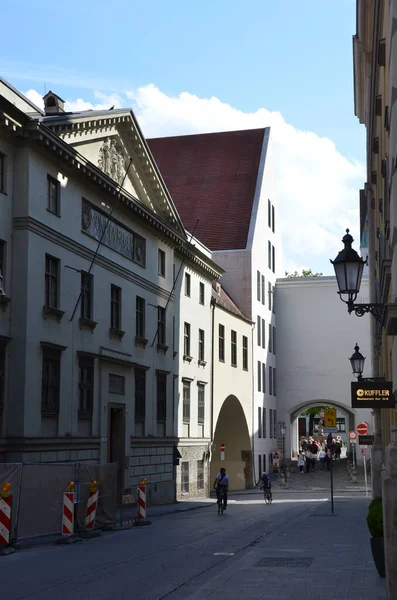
[211,395,252,491]
[289,399,355,459]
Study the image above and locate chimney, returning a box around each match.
[43,91,65,115]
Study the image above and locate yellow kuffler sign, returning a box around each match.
[324,408,337,427]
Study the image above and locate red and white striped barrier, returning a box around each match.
[62,491,74,536]
[0,483,12,546]
[84,481,99,530]
[138,483,146,520]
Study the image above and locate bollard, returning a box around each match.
[84,480,99,531]
[134,478,151,527]
[0,482,16,555]
[279,473,286,486]
[62,481,75,536]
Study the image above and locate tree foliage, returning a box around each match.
[302,405,332,436]
[285,269,323,278]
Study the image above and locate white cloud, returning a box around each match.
[25,85,365,275]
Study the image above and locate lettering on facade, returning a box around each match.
[82,199,146,266]
[98,138,126,185]
[109,374,125,395]
[351,381,395,409]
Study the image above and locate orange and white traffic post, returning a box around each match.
[138,477,147,520]
[84,480,99,530]
[62,481,75,536]
[0,482,12,546]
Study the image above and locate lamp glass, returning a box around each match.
[331,230,365,297]
[349,344,365,377]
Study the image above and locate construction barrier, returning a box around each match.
[0,483,12,545]
[62,482,75,537]
[138,477,147,520]
[84,480,99,530]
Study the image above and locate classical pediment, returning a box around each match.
[39,109,185,235]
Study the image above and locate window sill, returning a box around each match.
[243,367,248,372]
[46,208,61,218]
[183,420,190,425]
[219,358,225,363]
[198,359,207,367]
[157,343,169,355]
[109,327,125,341]
[0,295,10,312]
[173,351,178,359]
[183,355,193,363]
[78,412,93,420]
[135,336,148,348]
[79,317,97,332]
[231,363,237,368]
[41,411,59,418]
[43,306,65,322]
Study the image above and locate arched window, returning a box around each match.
[46,96,56,107]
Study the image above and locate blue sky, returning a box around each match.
[2,0,365,273]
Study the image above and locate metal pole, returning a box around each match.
[363,452,368,497]
[330,452,334,513]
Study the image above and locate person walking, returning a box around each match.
[319,447,326,470]
[297,453,305,474]
[305,449,312,473]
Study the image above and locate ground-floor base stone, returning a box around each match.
[176,442,209,500]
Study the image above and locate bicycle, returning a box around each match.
[263,487,272,505]
[217,487,227,515]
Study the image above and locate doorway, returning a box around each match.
[108,403,126,504]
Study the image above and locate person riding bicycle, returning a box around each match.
[260,471,272,493]
[213,467,229,510]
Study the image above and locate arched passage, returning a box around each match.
[289,399,355,458]
[211,395,252,491]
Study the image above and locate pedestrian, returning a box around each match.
[310,442,318,470]
[319,447,326,470]
[297,453,305,474]
[305,449,312,472]
[325,448,332,471]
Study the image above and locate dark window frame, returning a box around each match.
[158,249,166,277]
[183,381,191,423]
[231,330,237,367]
[197,459,204,490]
[199,282,205,305]
[258,407,262,438]
[198,329,205,362]
[156,372,167,423]
[184,322,191,356]
[0,153,6,193]
[198,384,205,424]
[134,368,146,423]
[181,461,189,493]
[110,284,122,330]
[242,336,248,370]
[45,254,59,309]
[78,356,94,418]
[47,174,60,215]
[258,361,261,392]
[185,272,191,297]
[219,324,225,361]
[136,296,145,338]
[80,271,93,320]
[41,347,61,416]
[157,306,166,345]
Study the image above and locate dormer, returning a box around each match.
[43,91,65,115]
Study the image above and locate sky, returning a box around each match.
[2,0,365,275]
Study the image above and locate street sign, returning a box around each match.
[357,423,369,435]
[359,435,374,446]
[220,451,225,461]
[324,408,337,427]
[220,443,225,452]
[349,431,357,441]
[350,439,357,444]
[323,427,338,434]
[351,380,395,409]
[361,448,366,456]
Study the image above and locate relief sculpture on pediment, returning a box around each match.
[98,137,126,184]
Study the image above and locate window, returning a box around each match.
[258,455,262,478]
[198,384,205,424]
[242,336,248,370]
[257,270,261,301]
[158,249,165,277]
[258,407,262,437]
[198,329,205,362]
[80,272,93,320]
[0,153,5,193]
[0,349,4,412]
[269,452,273,468]
[268,199,271,228]
[269,409,273,438]
[261,275,265,305]
[269,366,273,395]
[78,356,94,418]
[263,408,267,438]
[272,205,275,233]
[136,296,145,338]
[47,174,60,215]
[109,374,125,394]
[273,411,277,438]
[263,454,267,473]
[197,460,204,490]
[336,418,346,432]
[273,368,277,396]
[184,322,191,357]
[199,282,205,305]
[273,327,276,355]
[269,324,272,353]
[272,245,275,273]
[185,272,191,297]
[183,381,190,423]
[262,362,266,393]
[45,255,59,308]
[257,361,261,391]
[156,372,167,423]
[231,330,237,367]
[257,316,261,346]
[272,286,275,314]
[157,306,166,345]
[41,347,61,416]
[0,240,5,285]
[219,324,225,361]
[135,369,146,423]
[181,462,189,493]
[262,319,265,349]
[110,285,122,330]
[268,282,272,311]
[268,241,272,269]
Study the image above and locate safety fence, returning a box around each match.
[0,462,117,542]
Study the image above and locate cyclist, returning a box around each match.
[260,471,272,501]
[213,467,229,510]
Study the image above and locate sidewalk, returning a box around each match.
[186,496,386,600]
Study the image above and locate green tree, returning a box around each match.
[285,269,323,278]
[302,405,331,436]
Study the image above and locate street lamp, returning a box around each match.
[280,424,286,467]
[330,229,384,322]
[349,344,365,380]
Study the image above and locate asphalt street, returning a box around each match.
[0,486,385,600]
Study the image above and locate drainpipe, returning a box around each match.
[251,320,255,486]
[210,296,215,442]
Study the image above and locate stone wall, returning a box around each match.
[128,440,175,506]
[176,444,208,500]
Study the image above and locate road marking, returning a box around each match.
[213,552,235,556]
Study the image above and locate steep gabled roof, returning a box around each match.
[148,128,267,251]
[212,282,252,323]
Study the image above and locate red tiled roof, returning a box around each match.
[212,282,252,323]
[148,129,266,251]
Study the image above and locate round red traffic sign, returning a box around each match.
[349,431,357,440]
[357,423,368,435]
[220,443,225,452]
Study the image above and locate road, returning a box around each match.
[0,487,386,600]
